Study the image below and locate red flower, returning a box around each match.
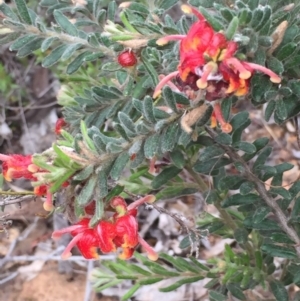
[0,154,55,211]
[52,195,158,260]
[0,154,38,182]
[154,5,281,131]
[118,50,137,67]
[55,118,67,135]
[52,218,99,259]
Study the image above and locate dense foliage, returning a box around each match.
[1,0,300,300]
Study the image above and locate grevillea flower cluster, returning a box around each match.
[0,153,54,210]
[52,195,158,260]
[0,119,69,211]
[154,5,281,133]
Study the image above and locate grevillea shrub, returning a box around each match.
[1,0,300,300]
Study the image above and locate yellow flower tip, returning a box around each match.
[156,38,169,46]
[91,248,99,259]
[145,195,156,204]
[270,76,281,84]
[61,252,72,260]
[28,164,38,173]
[3,171,12,182]
[153,90,161,99]
[147,252,159,261]
[119,1,131,9]
[211,116,217,128]
[239,70,252,80]
[43,202,54,212]
[221,123,233,134]
[181,4,192,14]
[196,79,208,89]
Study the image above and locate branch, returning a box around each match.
[0,195,37,206]
[205,126,300,256]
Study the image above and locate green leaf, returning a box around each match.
[215,133,232,145]
[234,142,256,154]
[222,193,261,208]
[170,149,185,169]
[49,169,74,193]
[144,134,160,159]
[264,99,276,121]
[200,145,225,161]
[240,181,254,195]
[0,3,19,20]
[141,49,158,86]
[267,56,284,75]
[155,0,177,10]
[194,157,231,175]
[227,283,246,300]
[80,120,97,152]
[244,216,281,231]
[138,277,164,285]
[261,244,297,259]
[67,51,92,74]
[270,280,289,301]
[0,32,21,45]
[270,187,291,200]
[252,206,271,223]
[109,153,129,180]
[161,123,179,153]
[270,233,295,244]
[104,185,124,203]
[162,86,178,113]
[122,283,141,301]
[160,276,204,292]
[151,166,182,189]
[198,7,223,31]
[107,0,117,21]
[53,10,78,36]
[76,176,97,206]
[61,43,82,61]
[218,175,245,191]
[225,16,239,40]
[9,34,35,51]
[90,198,104,225]
[42,44,68,67]
[118,112,136,135]
[234,228,249,244]
[73,165,94,181]
[276,98,287,120]
[220,7,235,22]
[40,37,58,52]
[143,96,156,123]
[209,291,227,301]
[155,184,197,200]
[188,256,210,271]
[17,37,44,57]
[221,97,232,121]
[15,0,32,24]
[276,42,297,61]
[253,146,272,170]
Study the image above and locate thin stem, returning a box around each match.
[0,190,34,196]
[205,126,300,257]
[7,24,114,57]
[186,164,208,191]
[186,162,255,256]
[0,195,36,206]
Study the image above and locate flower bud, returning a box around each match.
[117,50,137,67]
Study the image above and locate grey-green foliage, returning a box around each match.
[2,1,300,301]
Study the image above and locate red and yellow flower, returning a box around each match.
[154,5,281,132]
[52,195,158,261]
[0,153,54,211]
